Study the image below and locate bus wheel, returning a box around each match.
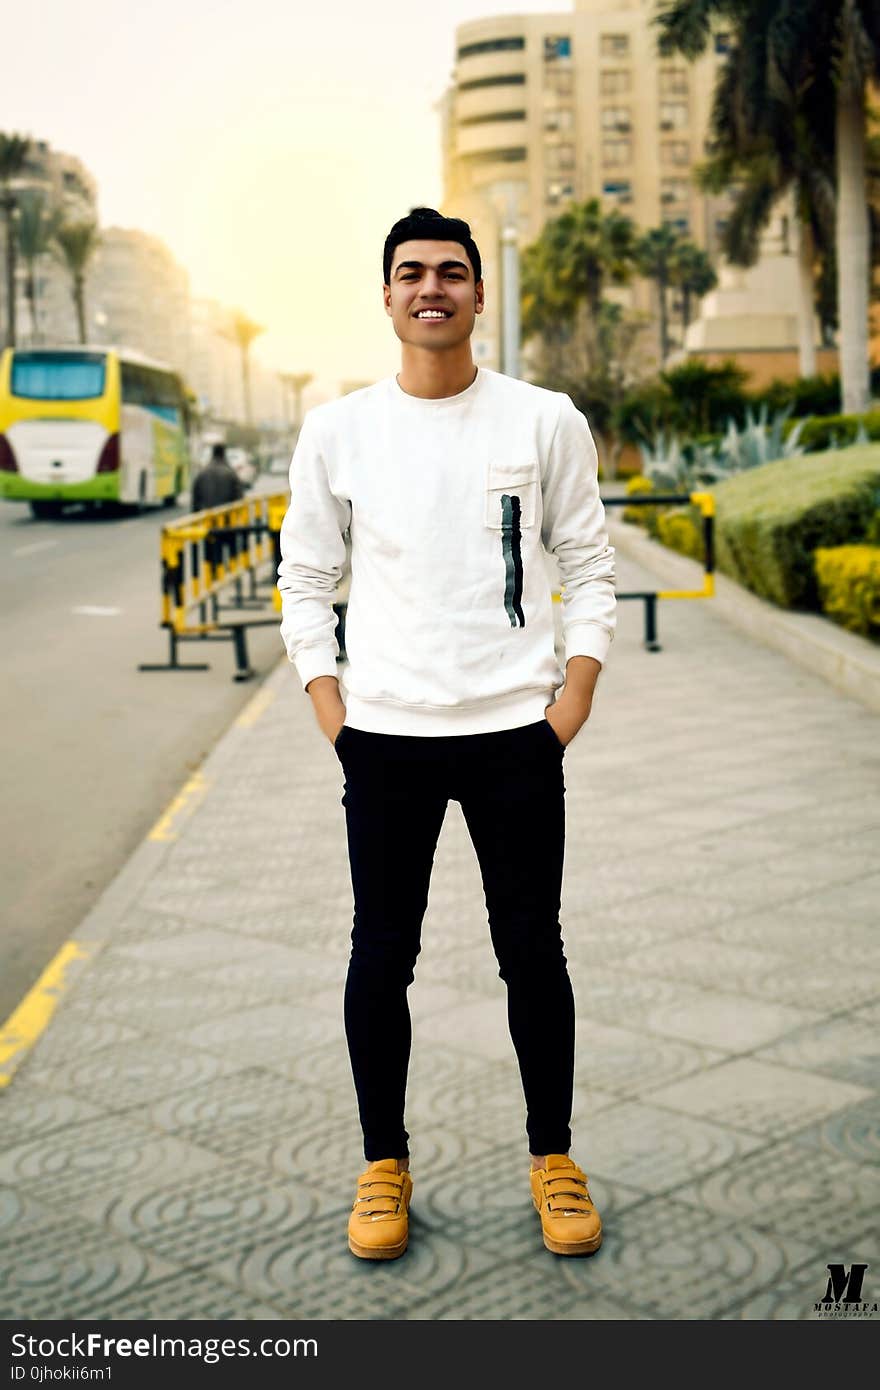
[30,500,64,520]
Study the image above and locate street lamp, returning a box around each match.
[472,179,526,378]
[500,221,520,378]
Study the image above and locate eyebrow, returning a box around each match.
[393,259,470,277]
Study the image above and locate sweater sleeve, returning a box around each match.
[277,412,351,690]
[540,394,617,667]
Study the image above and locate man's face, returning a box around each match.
[384,239,484,349]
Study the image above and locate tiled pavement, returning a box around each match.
[1,546,878,1322]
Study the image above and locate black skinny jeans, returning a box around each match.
[334,717,575,1161]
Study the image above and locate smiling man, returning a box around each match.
[277,206,616,1262]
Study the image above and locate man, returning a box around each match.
[277,207,616,1261]
[191,441,244,511]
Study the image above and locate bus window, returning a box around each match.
[121,362,183,424]
[11,351,106,401]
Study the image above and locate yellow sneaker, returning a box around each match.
[348,1159,413,1261]
[530,1154,603,1256]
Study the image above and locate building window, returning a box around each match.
[544,35,571,61]
[659,66,688,97]
[601,34,630,58]
[602,137,632,165]
[659,101,689,130]
[544,67,574,96]
[546,142,575,171]
[458,36,525,59]
[600,69,631,96]
[663,215,690,234]
[459,110,527,126]
[458,73,526,92]
[602,179,632,204]
[544,107,574,133]
[714,31,731,54]
[661,177,690,204]
[661,140,690,165]
[601,106,631,131]
[546,179,576,206]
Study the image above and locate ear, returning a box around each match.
[475,279,485,314]
[383,283,392,315]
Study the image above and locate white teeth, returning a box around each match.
[417,310,449,318]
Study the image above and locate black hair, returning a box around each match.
[383,207,482,284]
[211,442,227,461]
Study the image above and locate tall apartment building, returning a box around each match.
[89,228,191,374]
[0,139,98,347]
[442,0,738,372]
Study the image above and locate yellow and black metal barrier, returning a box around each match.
[139,492,289,681]
[565,490,715,651]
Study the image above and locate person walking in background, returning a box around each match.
[277,207,616,1261]
[191,441,244,511]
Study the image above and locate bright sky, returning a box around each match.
[5,0,571,403]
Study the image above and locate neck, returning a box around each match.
[396,343,477,400]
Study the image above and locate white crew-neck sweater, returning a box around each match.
[277,367,616,736]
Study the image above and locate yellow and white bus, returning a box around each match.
[0,346,193,518]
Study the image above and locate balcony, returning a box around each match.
[456,119,529,158]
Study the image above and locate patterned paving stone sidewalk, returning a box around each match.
[1,549,877,1321]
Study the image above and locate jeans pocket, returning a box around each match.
[542,716,566,753]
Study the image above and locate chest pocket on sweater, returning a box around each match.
[484,461,539,530]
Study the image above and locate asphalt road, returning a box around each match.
[0,479,293,1023]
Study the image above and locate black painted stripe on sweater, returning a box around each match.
[501,493,526,627]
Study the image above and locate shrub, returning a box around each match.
[758,373,843,417]
[713,445,880,608]
[814,545,880,637]
[614,360,750,444]
[657,507,704,561]
[622,475,660,533]
[788,411,880,453]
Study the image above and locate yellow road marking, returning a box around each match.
[0,941,97,1087]
[148,769,208,842]
[236,686,276,728]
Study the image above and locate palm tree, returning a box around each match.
[227,312,264,425]
[636,224,682,364]
[53,220,100,344]
[0,132,30,348]
[655,0,880,414]
[280,371,313,434]
[669,238,718,338]
[16,190,60,344]
[521,197,637,358]
[683,4,837,377]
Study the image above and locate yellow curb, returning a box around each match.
[236,685,276,728]
[0,940,97,1087]
[148,769,208,842]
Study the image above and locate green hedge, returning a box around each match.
[814,545,880,637]
[713,446,880,608]
[786,411,880,452]
[657,506,704,561]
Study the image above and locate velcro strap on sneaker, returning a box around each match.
[354,1175,405,1215]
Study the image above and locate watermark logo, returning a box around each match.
[814,1263,877,1319]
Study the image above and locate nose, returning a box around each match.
[419,269,445,296]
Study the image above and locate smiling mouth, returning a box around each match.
[414,309,453,319]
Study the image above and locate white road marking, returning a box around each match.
[72,605,123,617]
[12,540,59,558]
